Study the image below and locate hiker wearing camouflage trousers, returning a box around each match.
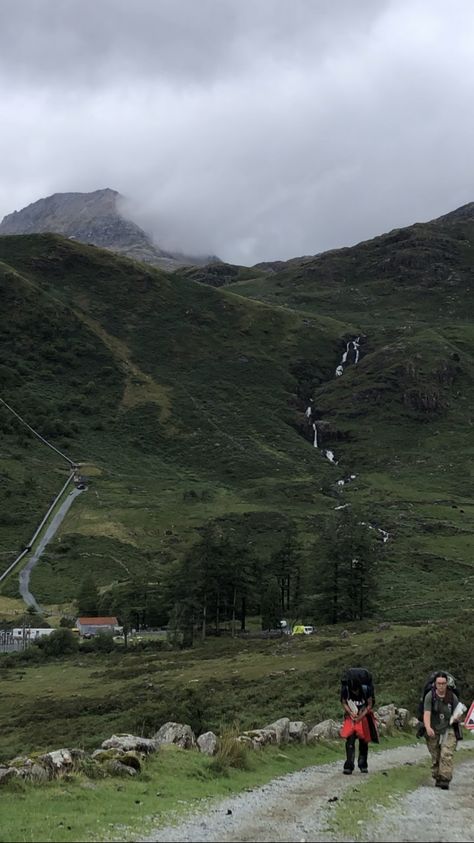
[423,671,460,790]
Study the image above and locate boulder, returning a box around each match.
[308,719,341,742]
[92,748,124,761]
[197,731,218,756]
[0,767,18,785]
[20,763,52,783]
[239,728,277,749]
[101,734,157,754]
[289,721,309,744]
[394,708,409,728]
[119,751,142,772]
[105,760,138,777]
[236,735,258,750]
[37,748,74,776]
[263,718,290,744]
[152,722,196,749]
[376,704,398,731]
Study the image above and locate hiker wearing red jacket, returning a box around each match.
[340,671,379,774]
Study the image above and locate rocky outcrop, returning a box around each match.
[0,189,215,271]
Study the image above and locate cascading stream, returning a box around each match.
[335,336,360,377]
[304,336,390,542]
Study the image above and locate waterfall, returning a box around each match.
[353,336,360,364]
[335,336,361,377]
[312,423,318,448]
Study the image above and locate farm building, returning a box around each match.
[76,616,119,637]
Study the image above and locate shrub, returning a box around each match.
[91,633,115,653]
[207,726,252,776]
[59,615,76,627]
[38,628,79,657]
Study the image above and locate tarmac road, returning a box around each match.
[19,486,84,612]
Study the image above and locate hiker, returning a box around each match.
[423,670,463,790]
[340,669,379,774]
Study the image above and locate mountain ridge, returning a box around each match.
[0,188,217,271]
[0,199,472,627]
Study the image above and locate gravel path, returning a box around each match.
[364,755,474,842]
[140,741,474,843]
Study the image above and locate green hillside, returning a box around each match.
[178,209,474,620]
[0,234,347,617]
[0,213,472,626]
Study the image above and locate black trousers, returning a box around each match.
[344,734,369,771]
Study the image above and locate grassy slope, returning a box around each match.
[0,234,346,608]
[0,218,472,621]
[194,216,474,620]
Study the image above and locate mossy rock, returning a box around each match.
[104,759,137,777]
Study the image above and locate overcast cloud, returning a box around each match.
[1,0,474,265]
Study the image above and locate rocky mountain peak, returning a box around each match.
[0,189,216,271]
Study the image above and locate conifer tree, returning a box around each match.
[76,575,100,616]
[313,508,380,623]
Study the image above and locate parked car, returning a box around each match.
[292,624,315,635]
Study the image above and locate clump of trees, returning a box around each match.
[71,508,382,647]
[308,508,381,623]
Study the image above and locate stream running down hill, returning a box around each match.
[304,337,390,542]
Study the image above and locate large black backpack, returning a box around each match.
[341,667,375,703]
[416,670,461,739]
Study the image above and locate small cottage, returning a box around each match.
[76,616,119,637]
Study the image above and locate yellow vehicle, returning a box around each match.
[292,624,315,635]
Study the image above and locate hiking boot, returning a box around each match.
[359,768,368,773]
[342,768,353,775]
[436,779,450,790]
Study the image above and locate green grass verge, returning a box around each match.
[0,736,412,843]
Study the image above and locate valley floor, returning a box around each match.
[140,742,474,843]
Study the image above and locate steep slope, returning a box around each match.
[1,208,472,623]
[0,233,346,609]
[177,206,474,619]
[0,189,214,271]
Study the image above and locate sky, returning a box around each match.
[1,0,474,266]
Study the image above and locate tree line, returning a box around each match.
[76,508,382,644]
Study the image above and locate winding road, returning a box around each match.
[18,485,85,611]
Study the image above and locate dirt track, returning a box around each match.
[141,741,474,843]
